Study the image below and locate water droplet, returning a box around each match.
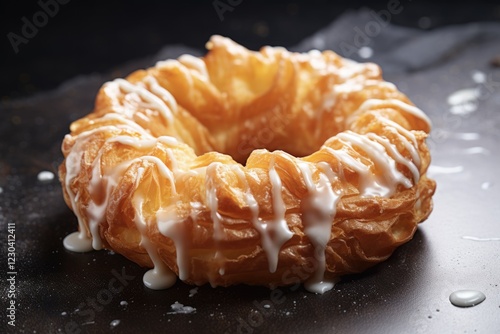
[481,182,493,190]
[37,170,55,182]
[427,165,464,176]
[461,147,490,155]
[447,88,481,115]
[418,16,432,29]
[449,290,486,307]
[462,236,500,242]
[448,87,481,105]
[358,46,373,59]
[452,132,480,141]
[471,70,486,84]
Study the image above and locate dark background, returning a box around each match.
[1,0,500,100]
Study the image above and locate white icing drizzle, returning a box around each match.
[144,75,178,113]
[366,133,420,184]
[108,135,178,149]
[322,146,382,197]
[88,137,177,250]
[265,158,294,273]
[297,162,340,294]
[114,78,174,124]
[337,131,413,195]
[379,118,421,168]
[178,54,209,79]
[100,113,152,136]
[63,125,179,254]
[346,98,432,130]
[133,168,177,290]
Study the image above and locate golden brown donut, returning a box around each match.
[59,35,436,293]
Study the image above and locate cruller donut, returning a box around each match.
[60,36,435,294]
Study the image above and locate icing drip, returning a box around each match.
[133,168,177,290]
[157,207,190,281]
[206,163,225,279]
[265,158,294,273]
[231,165,282,273]
[63,132,94,252]
[297,162,341,294]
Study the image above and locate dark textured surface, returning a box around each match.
[2,8,500,334]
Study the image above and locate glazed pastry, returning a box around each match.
[59,36,436,294]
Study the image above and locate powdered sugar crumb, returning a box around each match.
[189,287,199,297]
[168,301,196,314]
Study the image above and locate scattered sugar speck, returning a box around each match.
[61,312,67,316]
[120,301,128,306]
[189,287,199,297]
[37,171,55,182]
[263,304,271,309]
[110,319,120,328]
